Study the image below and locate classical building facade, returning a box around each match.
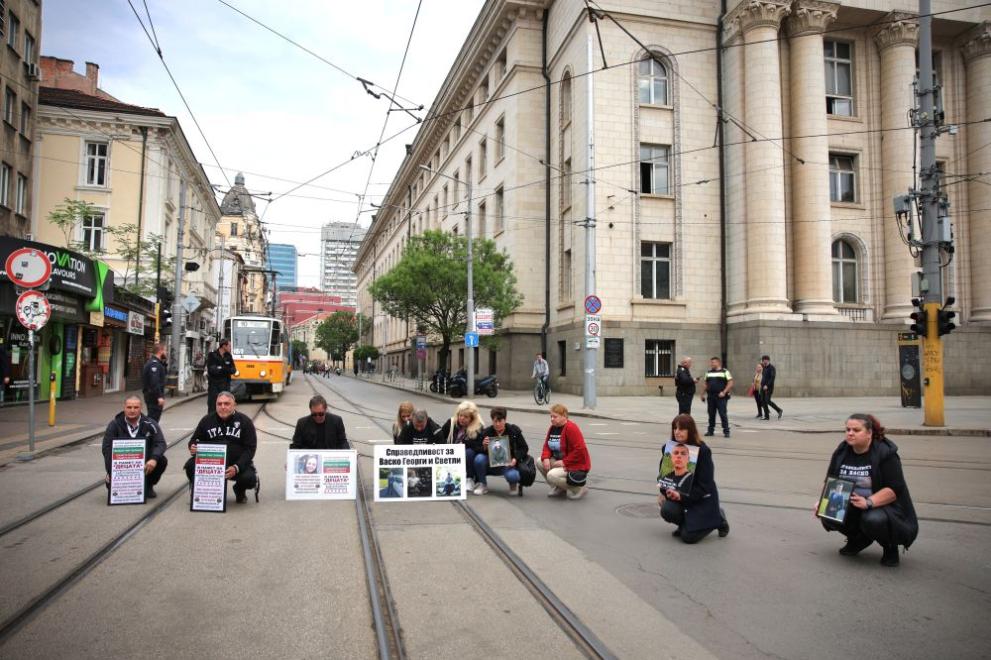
[0,0,41,237]
[217,173,269,315]
[321,221,364,307]
[355,0,991,396]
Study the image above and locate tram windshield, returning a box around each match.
[230,319,282,357]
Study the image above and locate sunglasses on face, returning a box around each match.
[312,411,326,418]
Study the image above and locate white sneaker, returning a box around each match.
[465,478,476,492]
[547,486,565,497]
[473,484,488,495]
[567,486,589,500]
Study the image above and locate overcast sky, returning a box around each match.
[43,0,485,287]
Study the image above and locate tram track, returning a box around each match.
[305,374,618,660]
[0,402,267,646]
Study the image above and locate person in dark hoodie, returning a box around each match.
[476,407,529,495]
[396,409,441,444]
[290,394,349,450]
[184,391,258,503]
[102,395,168,498]
[821,414,918,567]
[141,343,168,421]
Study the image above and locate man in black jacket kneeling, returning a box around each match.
[185,391,258,503]
[102,395,168,498]
[291,394,349,450]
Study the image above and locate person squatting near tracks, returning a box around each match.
[102,395,168,498]
[538,404,591,500]
[290,394,349,450]
[184,391,258,504]
[438,401,486,492]
[473,407,530,495]
[820,414,918,567]
[396,408,441,444]
[657,414,729,543]
[392,401,415,443]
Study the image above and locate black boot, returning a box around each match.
[880,545,900,567]
[671,526,682,537]
[839,533,873,556]
[718,510,730,538]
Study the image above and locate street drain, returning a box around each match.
[616,502,659,519]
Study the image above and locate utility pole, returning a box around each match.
[583,34,598,409]
[465,173,475,399]
[169,180,187,389]
[154,240,162,344]
[216,235,226,338]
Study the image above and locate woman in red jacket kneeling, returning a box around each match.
[539,403,591,500]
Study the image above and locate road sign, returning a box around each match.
[475,307,494,336]
[584,295,602,315]
[465,332,479,348]
[181,294,200,314]
[416,334,427,360]
[584,314,601,337]
[16,290,52,331]
[5,248,52,289]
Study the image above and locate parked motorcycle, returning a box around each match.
[447,369,499,398]
[429,369,449,394]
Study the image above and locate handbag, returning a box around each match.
[518,455,537,487]
[747,384,755,397]
[566,470,588,487]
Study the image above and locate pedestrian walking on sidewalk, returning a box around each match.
[103,395,168,499]
[538,404,591,500]
[760,355,783,420]
[820,414,918,567]
[438,401,485,492]
[206,339,237,413]
[141,343,168,422]
[701,357,733,438]
[185,391,258,504]
[751,362,768,420]
[657,414,729,543]
[674,356,697,415]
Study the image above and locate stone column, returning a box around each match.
[874,14,918,320]
[788,1,840,316]
[963,22,991,321]
[735,0,792,313]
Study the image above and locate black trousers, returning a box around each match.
[754,391,768,418]
[106,455,168,490]
[660,499,727,544]
[822,507,897,547]
[676,391,694,415]
[206,383,228,413]
[706,396,729,433]
[144,395,163,422]
[184,457,257,494]
[763,389,782,417]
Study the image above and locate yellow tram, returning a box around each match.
[224,314,290,400]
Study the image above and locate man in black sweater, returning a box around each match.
[760,355,783,420]
[102,395,168,498]
[290,394,349,450]
[396,409,441,444]
[206,339,237,413]
[184,391,257,503]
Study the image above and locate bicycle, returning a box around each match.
[533,377,550,405]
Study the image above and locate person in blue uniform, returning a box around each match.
[700,357,733,438]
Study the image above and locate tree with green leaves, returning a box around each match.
[290,340,309,360]
[369,230,523,371]
[315,311,366,364]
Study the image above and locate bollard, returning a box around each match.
[48,371,57,426]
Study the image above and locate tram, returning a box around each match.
[224,314,290,400]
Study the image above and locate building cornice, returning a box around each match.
[960,21,991,63]
[872,12,919,52]
[786,0,838,37]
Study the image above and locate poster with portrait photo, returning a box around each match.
[406,467,433,498]
[656,441,699,496]
[488,436,511,468]
[373,444,466,502]
[817,477,856,523]
[285,449,358,501]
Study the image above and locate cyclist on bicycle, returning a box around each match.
[532,352,549,393]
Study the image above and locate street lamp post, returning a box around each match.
[419,165,474,397]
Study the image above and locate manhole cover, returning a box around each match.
[616,502,659,519]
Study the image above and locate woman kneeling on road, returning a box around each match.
[438,401,485,492]
[538,404,590,500]
[474,407,529,495]
[821,414,918,567]
[657,414,729,543]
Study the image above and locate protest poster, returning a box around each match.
[488,436,511,468]
[191,443,227,513]
[285,449,358,500]
[656,441,699,495]
[817,477,856,523]
[108,438,146,505]
[374,444,466,502]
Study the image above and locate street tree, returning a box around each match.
[290,340,309,360]
[315,311,366,364]
[369,230,523,370]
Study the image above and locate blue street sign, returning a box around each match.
[464,332,479,347]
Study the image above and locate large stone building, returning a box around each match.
[355,0,991,396]
[0,0,41,237]
[321,221,364,307]
[217,173,269,315]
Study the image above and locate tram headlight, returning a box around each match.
[260,370,267,378]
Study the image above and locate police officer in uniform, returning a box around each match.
[141,343,168,421]
[674,356,697,415]
[700,357,734,438]
[185,391,258,503]
[206,338,237,413]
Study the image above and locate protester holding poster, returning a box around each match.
[657,414,729,543]
[396,409,440,444]
[290,394,349,450]
[437,401,485,492]
[102,395,167,499]
[184,392,258,504]
[475,407,529,495]
[656,441,699,495]
[538,404,591,500]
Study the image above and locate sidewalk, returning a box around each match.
[350,373,991,436]
[0,390,205,466]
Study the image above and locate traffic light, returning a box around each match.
[161,306,173,331]
[159,288,174,331]
[938,296,956,337]
[909,298,927,338]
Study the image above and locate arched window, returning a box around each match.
[638,57,668,105]
[831,239,858,303]
[560,71,572,126]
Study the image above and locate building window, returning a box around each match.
[24,31,34,63]
[85,141,109,187]
[14,173,25,214]
[495,116,505,162]
[641,241,671,299]
[831,239,859,303]
[645,340,674,377]
[496,48,507,79]
[561,158,572,210]
[453,170,460,208]
[560,249,572,300]
[604,338,624,368]
[82,211,106,252]
[640,144,670,195]
[494,186,504,234]
[558,340,567,377]
[824,40,853,116]
[560,71,572,126]
[3,87,14,124]
[478,79,489,104]
[453,118,461,143]
[442,184,448,216]
[7,11,19,50]
[0,163,10,207]
[829,154,856,203]
[465,103,474,126]
[230,222,238,236]
[19,102,29,135]
[477,201,486,239]
[479,138,487,179]
[638,57,668,105]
